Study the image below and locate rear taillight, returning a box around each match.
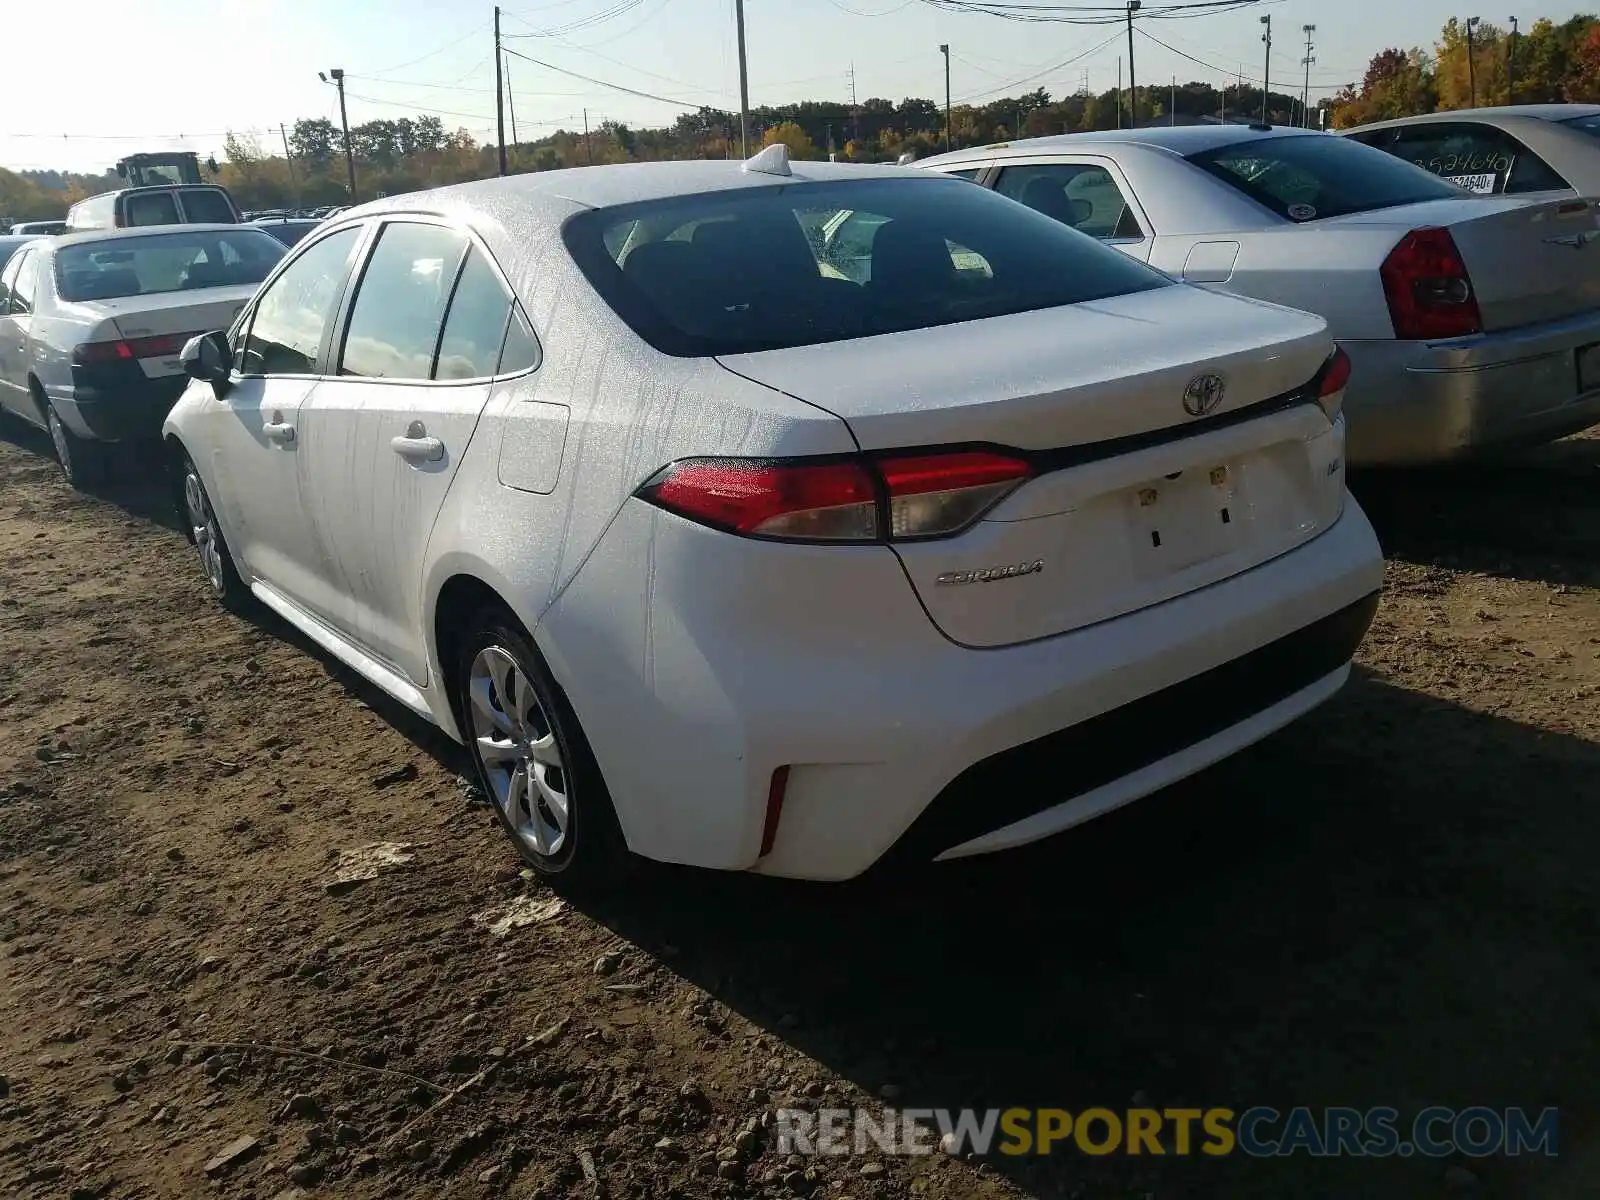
[1315,346,1351,420]
[1380,227,1482,340]
[73,333,201,365]
[637,449,1034,543]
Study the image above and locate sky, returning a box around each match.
[4,0,1595,173]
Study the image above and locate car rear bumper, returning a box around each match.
[1342,308,1600,465]
[540,495,1384,881]
[46,375,187,443]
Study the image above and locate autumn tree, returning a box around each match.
[761,122,817,160]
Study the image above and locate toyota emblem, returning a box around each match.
[1183,373,1226,417]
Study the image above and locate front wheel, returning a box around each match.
[47,406,105,489]
[457,611,628,889]
[179,453,250,611]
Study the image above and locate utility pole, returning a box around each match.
[1170,75,1176,125]
[583,108,593,165]
[940,44,952,150]
[1301,25,1316,128]
[494,6,507,175]
[278,123,298,199]
[1259,15,1272,124]
[1117,57,1122,127]
[1220,72,1227,122]
[1508,16,1519,102]
[734,0,750,156]
[849,62,860,148]
[320,70,357,202]
[1466,16,1481,109]
[1125,2,1141,127]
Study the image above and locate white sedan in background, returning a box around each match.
[918,126,1600,465]
[164,149,1382,885]
[0,223,285,484]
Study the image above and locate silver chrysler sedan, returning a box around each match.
[917,125,1600,465]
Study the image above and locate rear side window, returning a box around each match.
[181,189,237,223]
[339,222,469,380]
[124,192,180,226]
[563,176,1170,357]
[1189,134,1462,222]
[498,306,540,374]
[9,251,39,314]
[995,163,1144,240]
[242,226,362,376]
[1353,123,1569,195]
[434,248,513,380]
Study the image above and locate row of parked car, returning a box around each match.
[0,106,1595,890]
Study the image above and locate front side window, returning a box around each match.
[9,251,39,314]
[55,229,286,302]
[1189,134,1463,222]
[338,222,469,380]
[241,226,362,376]
[565,176,1170,357]
[995,163,1144,240]
[124,192,180,226]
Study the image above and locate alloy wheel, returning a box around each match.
[183,470,226,594]
[468,645,570,858]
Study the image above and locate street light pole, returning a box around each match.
[1301,25,1316,129]
[1259,15,1272,124]
[1466,16,1481,109]
[1508,16,1519,102]
[940,44,952,150]
[494,6,507,175]
[1125,2,1141,127]
[319,69,357,202]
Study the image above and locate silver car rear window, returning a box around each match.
[55,229,286,302]
[1188,134,1463,222]
[562,176,1171,357]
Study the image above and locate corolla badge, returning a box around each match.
[1183,373,1226,417]
[935,559,1043,587]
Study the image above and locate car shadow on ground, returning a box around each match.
[577,670,1600,1198]
[1352,433,1599,587]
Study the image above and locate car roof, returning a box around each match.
[917,123,1321,167]
[345,157,935,218]
[1344,103,1600,133]
[0,234,42,251]
[51,223,269,248]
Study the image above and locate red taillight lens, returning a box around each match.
[1316,346,1352,419]
[637,449,1034,543]
[72,341,134,365]
[125,332,197,358]
[876,450,1033,539]
[641,458,879,540]
[1380,227,1482,340]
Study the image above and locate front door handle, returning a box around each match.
[263,420,296,445]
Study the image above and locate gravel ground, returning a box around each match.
[0,422,1596,1200]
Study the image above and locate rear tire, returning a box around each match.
[46,405,105,489]
[456,609,629,890]
[178,452,250,612]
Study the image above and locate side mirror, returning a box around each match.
[181,331,232,398]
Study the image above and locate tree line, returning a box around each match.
[3,11,1598,219]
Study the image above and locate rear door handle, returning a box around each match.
[263,421,296,445]
[391,435,444,463]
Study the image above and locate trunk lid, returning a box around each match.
[1319,195,1600,331]
[73,285,255,379]
[720,285,1348,648]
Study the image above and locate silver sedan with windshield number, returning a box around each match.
[917,125,1600,465]
[1342,104,1600,198]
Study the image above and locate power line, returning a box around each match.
[953,30,1123,103]
[915,0,1276,24]
[1135,25,1345,92]
[366,22,491,75]
[501,45,703,107]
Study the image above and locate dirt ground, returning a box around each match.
[0,420,1597,1200]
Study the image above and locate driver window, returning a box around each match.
[240,226,363,377]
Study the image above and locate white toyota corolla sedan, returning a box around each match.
[164,146,1383,884]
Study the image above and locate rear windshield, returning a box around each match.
[563,176,1171,356]
[1558,113,1600,140]
[1188,134,1463,222]
[55,228,286,302]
